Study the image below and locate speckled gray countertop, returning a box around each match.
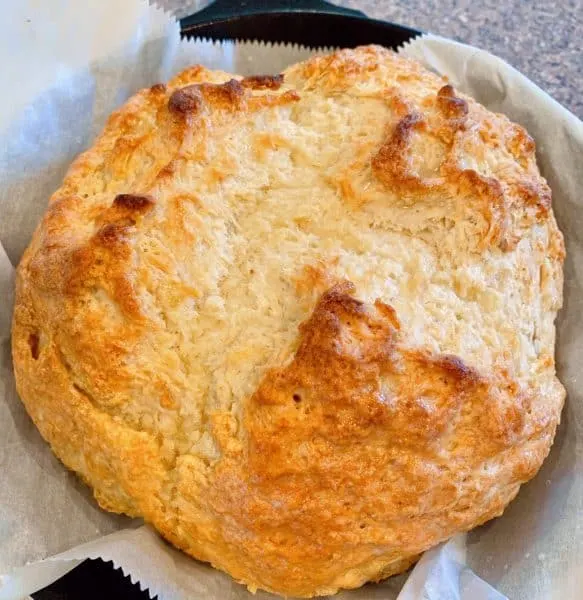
[338,0,582,117]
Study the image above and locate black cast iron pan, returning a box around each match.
[32,2,420,598]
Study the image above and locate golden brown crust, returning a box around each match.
[12,46,565,597]
[241,74,285,90]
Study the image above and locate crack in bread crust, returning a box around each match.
[12,45,564,597]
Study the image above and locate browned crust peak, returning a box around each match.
[113,193,155,213]
[169,79,245,114]
[241,74,284,90]
[437,84,469,119]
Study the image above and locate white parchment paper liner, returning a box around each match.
[1,2,582,598]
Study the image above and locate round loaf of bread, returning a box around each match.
[12,46,565,596]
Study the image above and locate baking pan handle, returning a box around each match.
[182,0,366,27]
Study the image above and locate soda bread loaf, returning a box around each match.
[12,46,565,596]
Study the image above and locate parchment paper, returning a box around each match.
[1,1,582,598]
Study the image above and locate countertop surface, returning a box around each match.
[337,0,582,118]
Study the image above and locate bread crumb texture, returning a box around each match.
[12,46,565,597]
